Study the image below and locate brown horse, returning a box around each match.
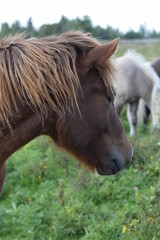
[0,31,133,195]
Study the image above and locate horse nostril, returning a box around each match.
[113,158,121,171]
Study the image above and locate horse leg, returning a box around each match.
[144,105,150,125]
[137,99,150,126]
[127,101,139,136]
[0,162,6,196]
[115,101,124,115]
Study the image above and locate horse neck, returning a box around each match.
[0,109,57,163]
[0,114,40,163]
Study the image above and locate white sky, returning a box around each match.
[0,0,160,33]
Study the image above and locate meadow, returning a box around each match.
[0,40,160,240]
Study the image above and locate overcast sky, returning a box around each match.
[0,0,160,33]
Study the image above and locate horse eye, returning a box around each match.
[106,96,114,104]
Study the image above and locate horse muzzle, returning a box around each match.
[96,147,133,175]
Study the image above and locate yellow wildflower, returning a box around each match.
[122,226,127,233]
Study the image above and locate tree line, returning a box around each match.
[0,16,160,39]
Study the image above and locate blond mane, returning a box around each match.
[0,31,115,130]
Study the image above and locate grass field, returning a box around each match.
[0,40,160,240]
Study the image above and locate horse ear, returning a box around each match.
[86,37,120,67]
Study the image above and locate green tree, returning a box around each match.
[139,24,148,38]
[11,20,22,34]
[60,16,93,33]
[0,22,10,37]
[79,15,93,32]
[149,29,160,38]
[38,24,57,37]
[105,25,121,39]
[26,17,36,37]
[92,25,106,38]
[55,16,70,33]
[124,29,141,39]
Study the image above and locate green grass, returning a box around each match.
[0,42,160,240]
[116,40,160,60]
[0,113,160,240]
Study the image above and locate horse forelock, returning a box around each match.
[97,60,117,95]
[0,31,115,131]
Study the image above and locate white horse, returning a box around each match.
[151,57,160,129]
[115,50,159,135]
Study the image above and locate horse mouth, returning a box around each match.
[96,146,134,175]
[96,158,123,175]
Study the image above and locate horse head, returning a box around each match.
[52,37,133,175]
